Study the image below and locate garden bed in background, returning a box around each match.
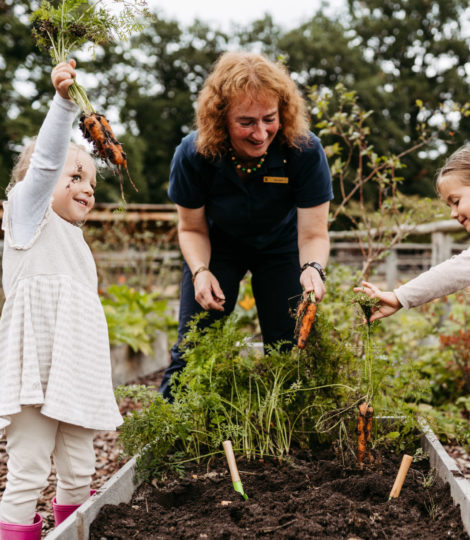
[89,447,468,539]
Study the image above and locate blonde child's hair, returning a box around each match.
[195,51,310,160]
[436,145,470,195]
[7,139,90,196]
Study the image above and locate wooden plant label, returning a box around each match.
[389,454,413,499]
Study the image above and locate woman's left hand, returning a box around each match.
[301,266,326,302]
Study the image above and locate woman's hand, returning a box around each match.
[353,281,402,322]
[193,270,225,311]
[300,266,326,302]
[174,204,225,311]
[51,59,76,100]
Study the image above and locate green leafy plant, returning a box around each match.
[101,284,177,355]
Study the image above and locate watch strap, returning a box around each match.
[300,261,326,282]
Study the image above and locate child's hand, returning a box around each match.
[51,59,76,100]
[353,281,402,322]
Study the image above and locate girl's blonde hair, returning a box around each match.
[436,144,470,194]
[195,51,310,160]
[7,139,89,195]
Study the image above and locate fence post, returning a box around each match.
[431,232,452,265]
[385,248,398,289]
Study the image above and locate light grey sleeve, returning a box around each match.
[394,246,470,309]
[9,93,80,245]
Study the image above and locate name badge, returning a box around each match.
[263,176,289,184]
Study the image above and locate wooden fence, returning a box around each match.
[0,203,467,291]
[329,220,467,288]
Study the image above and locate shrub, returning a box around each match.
[101,284,177,355]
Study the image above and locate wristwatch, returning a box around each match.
[191,265,210,284]
[300,261,326,282]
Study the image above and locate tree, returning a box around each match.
[0,1,51,195]
[344,0,470,195]
[86,16,229,202]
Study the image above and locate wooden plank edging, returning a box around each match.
[44,456,138,540]
[419,417,470,536]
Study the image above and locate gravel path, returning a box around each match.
[0,370,163,537]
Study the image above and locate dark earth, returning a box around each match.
[89,447,468,539]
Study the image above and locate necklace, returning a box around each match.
[229,147,267,174]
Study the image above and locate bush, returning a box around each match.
[101,284,177,355]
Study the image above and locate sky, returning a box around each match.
[146,0,347,30]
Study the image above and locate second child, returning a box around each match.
[356,145,470,321]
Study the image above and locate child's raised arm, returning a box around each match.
[353,281,403,322]
[7,60,80,246]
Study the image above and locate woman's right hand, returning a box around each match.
[193,270,226,311]
[353,281,402,322]
[51,59,76,100]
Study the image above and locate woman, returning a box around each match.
[159,51,333,399]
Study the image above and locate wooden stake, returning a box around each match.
[389,454,413,499]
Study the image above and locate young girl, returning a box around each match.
[356,145,470,321]
[0,60,122,539]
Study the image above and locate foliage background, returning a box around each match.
[2,0,470,206]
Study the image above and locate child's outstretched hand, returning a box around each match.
[353,281,402,322]
[51,59,76,100]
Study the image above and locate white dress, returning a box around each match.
[0,95,122,432]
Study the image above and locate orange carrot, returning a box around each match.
[296,297,309,319]
[79,112,137,200]
[357,402,374,468]
[297,298,317,349]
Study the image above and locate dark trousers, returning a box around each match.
[158,248,302,400]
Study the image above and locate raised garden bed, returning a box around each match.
[44,419,470,539]
[110,330,169,387]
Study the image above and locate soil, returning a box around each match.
[89,447,469,540]
[2,367,470,539]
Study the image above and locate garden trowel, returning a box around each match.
[222,440,248,501]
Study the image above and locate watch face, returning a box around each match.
[312,263,326,281]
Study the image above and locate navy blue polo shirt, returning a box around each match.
[168,131,333,254]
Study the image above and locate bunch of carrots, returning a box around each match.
[31,0,150,200]
[295,292,317,349]
[296,291,376,469]
[79,113,138,197]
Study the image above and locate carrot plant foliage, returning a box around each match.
[31,0,150,114]
[116,302,425,481]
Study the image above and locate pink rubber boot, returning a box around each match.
[0,513,42,540]
[52,490,96,526]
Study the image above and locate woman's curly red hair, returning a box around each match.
[195,51,310,160]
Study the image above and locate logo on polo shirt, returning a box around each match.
[263,176,289,184]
